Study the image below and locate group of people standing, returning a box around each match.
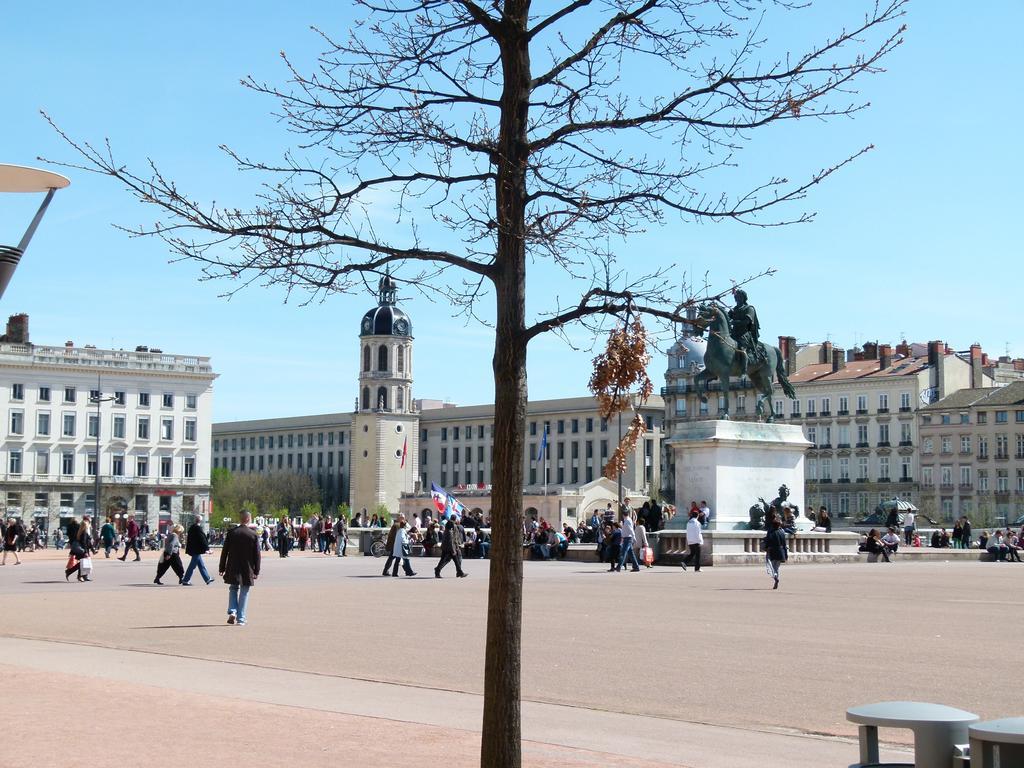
[272,514,349,557]
[379,513,470,578]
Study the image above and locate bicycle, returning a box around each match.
[369,530,388,557]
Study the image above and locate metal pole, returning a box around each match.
[90,374,115,535]
[617,407,623,511]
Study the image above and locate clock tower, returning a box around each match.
[350,274,419,518]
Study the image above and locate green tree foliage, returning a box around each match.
[211,468,320,523]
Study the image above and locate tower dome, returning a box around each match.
[360,273,412,337]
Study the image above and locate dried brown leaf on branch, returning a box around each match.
[589,318,653,478]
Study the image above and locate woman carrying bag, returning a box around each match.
[65,517,96,582]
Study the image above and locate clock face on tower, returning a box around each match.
[362,317,372,334]
[395,318,409,335]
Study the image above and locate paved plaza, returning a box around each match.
[0,550,1018,767]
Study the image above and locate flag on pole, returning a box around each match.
[400,436,408,468]
[430,482,448,514]
[537,424,548,463]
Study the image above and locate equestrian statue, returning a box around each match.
[694,289,796,422]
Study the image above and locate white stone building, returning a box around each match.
[660,330,995,520]
[0,314,216,534]
[918,381,1024,525]
[212,282,664,523]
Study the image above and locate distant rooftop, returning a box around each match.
[921,381,1024,411]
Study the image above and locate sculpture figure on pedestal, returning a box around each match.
[694,292,796,422]
[748,483,801,530]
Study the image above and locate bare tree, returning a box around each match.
[47,2,906,764]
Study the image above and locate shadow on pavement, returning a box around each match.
[132,624,225,630]
[20,580,69,584]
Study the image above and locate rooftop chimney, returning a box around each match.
[862,341,878,361]
[970,343,984,388]
[927,340,942,369]
[879,344,893,371]
[821,341,833,365]
[895,340,911,358]
[0,314,29,344]
[831,348,846,373]
[778,335,797,375]
[927,340,947,398]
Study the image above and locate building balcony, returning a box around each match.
[877,477,890,483]
[856,476,869,483]
[977,453,989,461]
[820,410,832,417]
[959,449,972,456]
[837,443,851,449]
[856,408,869,416]
[837,409,850,417]
[856,442,870,449]
[940,483,955,491]
[818,443,832,450]
[878,408,890,414]
[994,453,1010,461]
[805,410,817,418]
[837,478,851,484]
[0,473,206,487]
[877,441,891,448]
[958,483,973,491]
[899,440,913,447]
[899,406,913,413]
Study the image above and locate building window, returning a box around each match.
[8,450,22,475]
[185,393,197,409]
[377,344,388,371]
[86,453,97,477]
[184,457,195,478]
[978,437,988,459]
[900,457,912,481]
[136,456,148,477]
[162,393,174,408]
[821,397,831,415]
[397,345,405,373]
[960,465,971,486]
[900,423,912,443]
[112,391,125,406]
[839,457,849,480]
[821,458,831,480]
[878,424,889,444]
[361,387,370,410]
[38,386,50,403]
[36,450,49,475]
[441,427,448,441]
[64,386,76,404]
[878,393,889,411]
[138,392,150,407]
[977,412,987,424]
[857,457,868,481]
[857,424,868,445]
[88,413,99,439]
[62,413,76,437]
[978,469,988,491]
[137,417,150,440]
[11,383,24,401]
[362,345,371,372]
[806,398,816,416]
[184,419,196,442]
[856,395,867,413]
[940,436,951,454]
[9,410,24,435]
[112,415,125,439]
[900,392,911,410]
[922,466,933,486]
[160,418,173,440]
[879,456,890,480]
[160,456,172,478]
[995,410,1008,423]
[60,452,74,475]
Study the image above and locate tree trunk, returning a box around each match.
[481,4,530,768]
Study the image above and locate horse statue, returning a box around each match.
[694,302,796,422]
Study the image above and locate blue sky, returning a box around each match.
[2,2,1021,421]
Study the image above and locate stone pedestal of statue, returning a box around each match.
[666,419,812,531]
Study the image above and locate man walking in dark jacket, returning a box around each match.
[434,516,467,578]
[219,511,261,626]
[118,517,141,561]
[181,515,215,585]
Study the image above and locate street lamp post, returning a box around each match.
[89,375,116,534]
[0,165,70,300]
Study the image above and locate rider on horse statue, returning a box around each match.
[728,288,766,374]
